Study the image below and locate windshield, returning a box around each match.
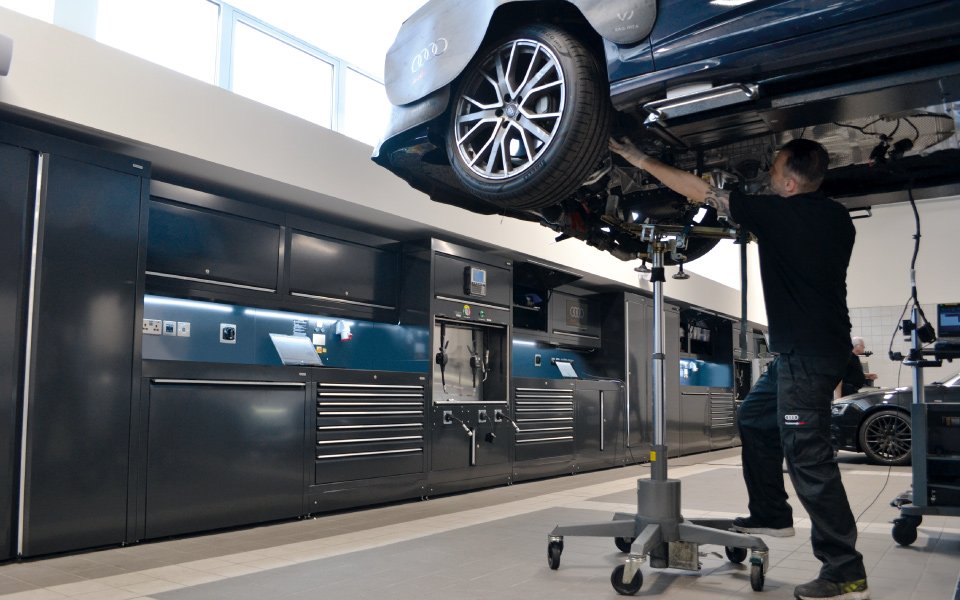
[938,372,960,387]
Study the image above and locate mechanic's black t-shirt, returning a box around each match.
[729,190,854,356]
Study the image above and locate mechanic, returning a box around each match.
[609,137,869,600]
[838,336,878,397]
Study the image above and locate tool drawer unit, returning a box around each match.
[309,369,428,511]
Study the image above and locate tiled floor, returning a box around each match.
[1,448,957,599]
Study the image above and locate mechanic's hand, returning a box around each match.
[609,137,649,168]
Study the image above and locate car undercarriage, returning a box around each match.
[374,2,960,266]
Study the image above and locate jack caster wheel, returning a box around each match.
[547,540,563,570]
[750,563,765,591]
[891,519,918,546]
[611,564,643,595]
[725,546,748,563]
[901,514,922,528]
[615,536,635,553]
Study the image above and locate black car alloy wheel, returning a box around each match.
[448,24,610,210]
[858,409,912,466]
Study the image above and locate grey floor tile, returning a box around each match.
[3,448,957,600]
[0,574,36,595]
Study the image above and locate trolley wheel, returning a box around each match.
[725,546,748,564]
[892,520,918,546]
[615,536,635,553]
[901,514,922,528]
[611,564,643,595]
[750,563,765,591]
[547,540,563,570]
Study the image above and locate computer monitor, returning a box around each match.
[938,303,960,340]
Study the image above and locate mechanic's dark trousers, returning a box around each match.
[737,354,867,582]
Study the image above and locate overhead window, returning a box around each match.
[95,0,219,83]
[225,0,427,80]
[230,21,334,128]
[342,68,391,147]
[0,0,54,22]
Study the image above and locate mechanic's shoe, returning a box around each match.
[794,578,869,599]
[731,516,795,537]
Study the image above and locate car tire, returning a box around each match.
[858,409,912,466]
[447,24,610,210]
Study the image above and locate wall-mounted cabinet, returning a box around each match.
[512,260,578,332]
[511,260,601,349]
[145,183,403,323]
[147,199,281,292]
[548,291,602,349]
[289,230,399,310]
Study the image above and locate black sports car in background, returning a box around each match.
[374,0,960,264]
[831,371,960,466]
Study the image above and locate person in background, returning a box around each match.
[609,136,869,600]
[838,336,878,397]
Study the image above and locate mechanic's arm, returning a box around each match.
[609,138,732,218]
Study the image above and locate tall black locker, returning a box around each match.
[0,143,33,561]
[20,152,145,556]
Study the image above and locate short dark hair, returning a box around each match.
[780,139,829,190]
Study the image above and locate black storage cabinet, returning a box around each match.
[574,380,624,471]
[594,293,681,459]
[309,369,427,513]
[289,230,399,310]
[147,198,280,292]
[512,379,576,480]
[142,365,308,539]
[0,141,33,561]
[7,125,149,557]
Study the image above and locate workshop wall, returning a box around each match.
[0,7,761,322]
[847,197,960,385]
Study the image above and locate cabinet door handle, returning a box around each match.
[599,391,605,452]
[152,379,305,387]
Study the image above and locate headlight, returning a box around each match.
[831,402,852,416]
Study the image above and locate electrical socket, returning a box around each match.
[142,319,162,335]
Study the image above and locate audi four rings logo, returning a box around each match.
[569,306,585,319]
[784,414,799,421]
[410,38,448,73]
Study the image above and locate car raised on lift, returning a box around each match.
[373,0,960,264]
[831,371,960,466]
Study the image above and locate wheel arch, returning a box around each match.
[384,0,652,108]
[483,2,608,71]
